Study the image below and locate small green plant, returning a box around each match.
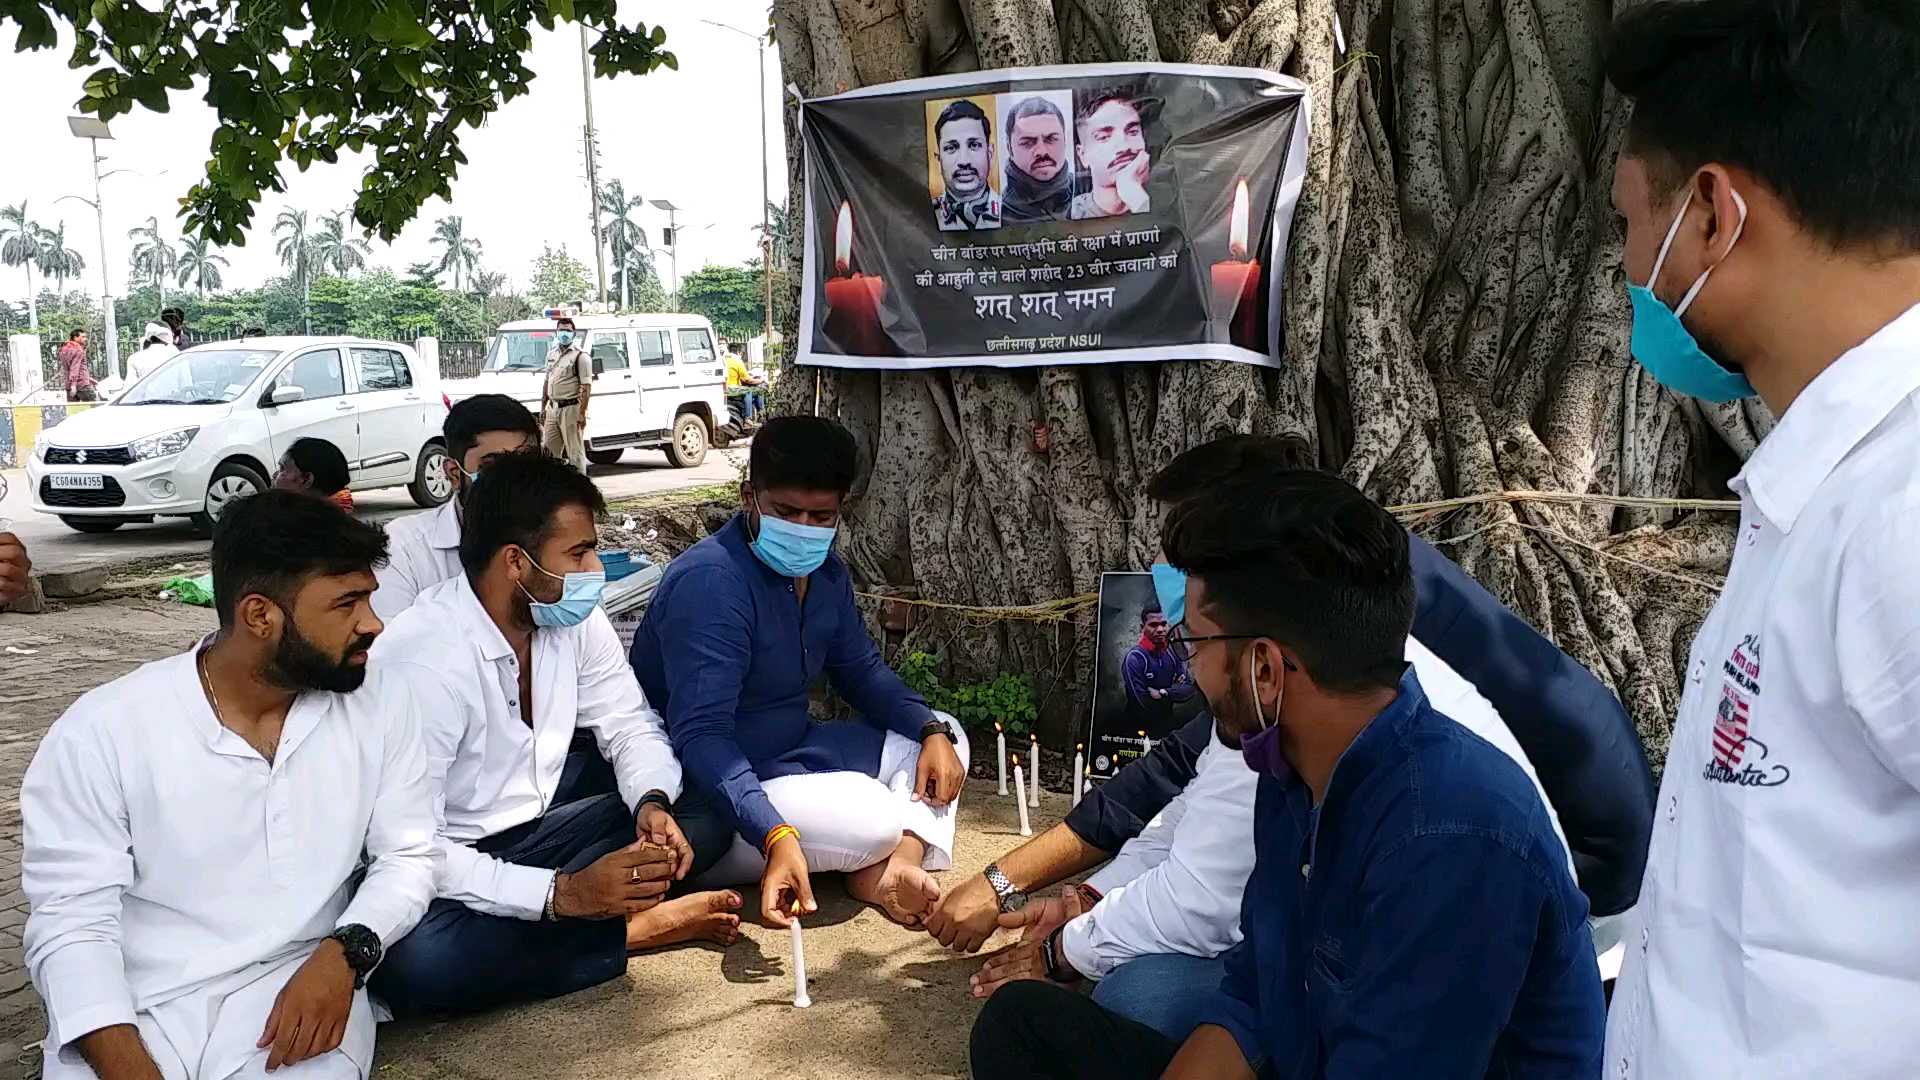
[895,651,1037,740]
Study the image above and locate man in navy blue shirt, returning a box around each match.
[1120,602,1196,738]
[970,469,1604,1079]
[631,416,970,930]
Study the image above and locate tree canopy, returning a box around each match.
[3,0,676,245]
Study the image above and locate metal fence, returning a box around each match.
[440,340,487,379]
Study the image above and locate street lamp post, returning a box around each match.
[702,19,775,359]
[650,198,679,309]
[579,25,609,305]
[66,117,121,382]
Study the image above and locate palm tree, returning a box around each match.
[431,216,483,292]
[37,221,85,296]
[763,198,795,268]
[471,269,507,297]
[0,201,44,330]
[599,180,651,310]
[127,216,179,310]
[274,208,313,332]
[176,233,229,297]
[312,210,371,277]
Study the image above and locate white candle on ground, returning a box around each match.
[1072,743,1085,805]
[996,724,1008,796]
[790,905,812,1008]
[1028,736,1041,807]
[1012,758,1032,836]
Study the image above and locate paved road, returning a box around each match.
[0,445,746,577]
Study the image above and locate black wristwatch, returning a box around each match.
[636,789,672,814]
[328,924,383,989]
[919,716,957,744]
[983,862,1028,913]
[1042,927,1082,984]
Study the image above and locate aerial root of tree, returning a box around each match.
[774,0,1761,773]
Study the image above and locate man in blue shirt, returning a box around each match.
[1120,601,1195,738]
[970,469,1604,1079]
[631,416,970,930]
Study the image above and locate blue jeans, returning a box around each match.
[1090,952,1229,1044]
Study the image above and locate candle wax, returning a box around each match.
[1012,764,1032,836]
[996,731,1008,796]
[823,274,889,355]
[1209,259,1262,349]
[790,917,811,1008]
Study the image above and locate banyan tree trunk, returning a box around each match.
[769,0,1762,772]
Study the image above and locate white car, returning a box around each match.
[25,336,451,533]
[444,312,729,467]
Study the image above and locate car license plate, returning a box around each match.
[49,474,105,490]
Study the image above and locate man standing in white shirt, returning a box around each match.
[1605,4,1920,1077]
[371,451,741,1017]
[23,490,439,1080]
[373,393,540,620]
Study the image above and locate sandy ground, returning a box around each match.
[0,594,1061,1080]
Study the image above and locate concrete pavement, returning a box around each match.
[0,445,747,577]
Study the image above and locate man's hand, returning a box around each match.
[75,1024,166,1080]
[635,801,694,880]
[577,411,589,430]
[1119,152,1152,211]
[0,532,31,607]
[1149,687,1166,700]
[760,833,816,928]
[913,730,966,807]
[1163,1025,1257,1080]
[553,841,675,919]
[970,929,1068,998]
[257,939,355,1071]
[926,871,1000,953]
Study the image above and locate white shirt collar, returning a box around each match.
[1734,302,1920,533]
[447,574,515,663]
[428,497,462,550]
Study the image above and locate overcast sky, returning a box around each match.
[0,1,787,303]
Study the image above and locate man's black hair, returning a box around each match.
[284,437,351,495]
[1005,95,1066,140]
[67,328,85,342]
[1076,86,1146,128]
[243,326,266,337]
[1161,470,1411,694]
[1606,0,1920,253]
[555,315,576,329]
[749,415,859,495]
[935,99,991,145]
[459,450,607,576]
[211,489,388,630]
[1145,433,1316,503]
[1140,601,1163,622]
[444,393,540,465]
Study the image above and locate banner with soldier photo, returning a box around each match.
[797,63,1310,370]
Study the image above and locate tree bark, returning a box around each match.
[773,0,1753,772]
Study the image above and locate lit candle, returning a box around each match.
[790,902,811,1008]
[996,722,1008,797]
[1012,755,1033,837]
[821,201,890,355]
[1028,733,1041,807]
[1138,729,1154,759]
[1208,179,1262,349]
[1072,742,1085,805]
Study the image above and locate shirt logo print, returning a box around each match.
[1703,634,1790,788]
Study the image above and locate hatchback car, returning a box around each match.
[25,336,451,532]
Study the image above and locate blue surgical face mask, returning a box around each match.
[1151,563,1187,628]
[1238,645,1292,780]
[555,330,575,347]
[516,551,605,628]
[749,501,837,578]
[1627,188,1755,403]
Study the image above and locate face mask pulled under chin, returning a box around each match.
[1237,645,1293,780]
[1627,187,1756,403]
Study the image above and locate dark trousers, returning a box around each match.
[969,982,1181,1080]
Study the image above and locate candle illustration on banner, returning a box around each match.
[1012,755,1033,836]
[822,200,890,355]
[790,902,812,1008]
[1208,178,1261,349]
[1028,733,1041,807]
[995,722,1008,796]
[1072,743,1085,805]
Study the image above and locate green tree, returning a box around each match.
[127,215,179,311]
[763,199,794,268]
[1,201,45,330]
[312,211,371,277]
[431,215,482,292]
[38,221,86,294]
[176,233,229,296]
[678,264,761,343]
[527,245,590,308]
[273,208,314,331]
[599,179,654,310]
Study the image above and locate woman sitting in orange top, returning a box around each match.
[273,437,355,512]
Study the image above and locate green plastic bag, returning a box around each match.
[164,573,215,607]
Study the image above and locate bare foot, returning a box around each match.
[848,857,942,928]
[628,890,744,950]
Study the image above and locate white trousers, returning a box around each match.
[43,950,373,1080]
[698,719,971,887]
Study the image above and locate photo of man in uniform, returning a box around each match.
[930,97,1003,231]
[1072,87,1152,220]
[999,92,1076,224]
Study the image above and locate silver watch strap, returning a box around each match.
[984,862,1017,912]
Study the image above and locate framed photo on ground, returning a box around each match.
[1086,571,1204,781]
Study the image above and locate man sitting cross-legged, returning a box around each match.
[970,470,1605,1078]
[371,452,741,1017]
[630,415,970,930]
[23,491,438,1079]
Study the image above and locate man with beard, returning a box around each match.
[1071,88,1152,219]
[969,470,1603,1078]
[23,491,438,1080]
[932,98,1002,231]
[1120,602,1194,739]
[373,394,541,619]
[1000,95,1075,223]
[370,451,741,1017]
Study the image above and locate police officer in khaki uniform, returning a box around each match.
[539,315,592,471]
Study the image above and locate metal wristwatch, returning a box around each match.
[983,862,1028,913]
[327,924,383,989]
